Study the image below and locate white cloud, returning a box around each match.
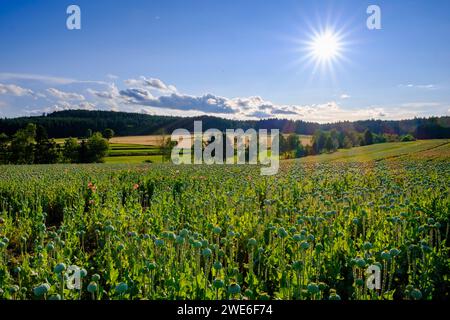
[340,94,351,99]
[0,72,107,86]
[398,84,437,90]
[46,88,85,101]
[124,76,177,93]
[0,83,34,96]
[106,74,119,80]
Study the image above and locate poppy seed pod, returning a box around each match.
[228,283,241,295]
[202,248,212,257]
[115,282,128,295]
[54,263,66,274]
[213,261,223,270]
[87,282,98,293]
[213,279,224,289]
[247,238,257,247]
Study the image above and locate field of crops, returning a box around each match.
[0,142,449,300]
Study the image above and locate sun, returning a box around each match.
[309,30,342,62]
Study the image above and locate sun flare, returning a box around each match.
[310,30,341,62]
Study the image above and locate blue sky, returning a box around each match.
[0,0,449,122]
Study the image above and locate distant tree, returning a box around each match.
[295,143,306,158]
[279,134,289,155]
[400,134,416,142]
[342,136,353,149]
[62,138,80,163]
[161,137,176,163]
[363,129,374,146]
[312,130,327,154]
[34,126,61,164]
[103,128,115,140]
[78,140,88,163]
[86,132,109,163]
[324,136,336,152]
[286,134,301,151]
[9,123,36,164]
[0,133,9,164]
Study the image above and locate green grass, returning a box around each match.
[299,140,450,163]
[104,154,165,164]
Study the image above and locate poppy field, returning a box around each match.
[0,149,449,300]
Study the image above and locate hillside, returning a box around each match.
[299,139,450,163]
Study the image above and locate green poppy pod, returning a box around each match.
[228,283,241,295]
[307,283,319,294]
[363,242,373,250]
[213,279,224,289]
[202,248,212,257]
[300,241,310,251]
[54,263,66,274]
[117,243,125,251]
[247,238,257,247]
[318,282,327,291]
[244,289,254,298]
[352,218,359,225]
[355,279,364,287]
[48,294,61,300]
[293,234,302,242]
[278,227,288,238]
[289,227,297,234]
[213,261,223,270]
[33,283,50,297]
[315,243,324,253]
[227,231,235,238]
[147,262,157,270]
[9,285,19,294]
[104,225,115,233]
[213,226,222,235]
[180,229,189,238]
[307,234,315,242]
[175,236,184,244]
[292,260,303,271]
[380,251,391,260]
[329,293,341,300]
[434,222,441,229]
[356,258,366,268]
[0,241,6,249]
[154,239,165,247]
[92,274,101,282]
[80,268,88,278]
[193,241,202,249]
[389,248,400,257]
[87,282,98,293]
[46,242,55,252]
[115,282,128,295]
[13,266,21,274]
[259,293,270,300]
[410,289,422,300]
[201,239,209,247]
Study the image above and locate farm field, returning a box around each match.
[0,140,448,300]
[109,134,313,147]
[300,139,450,163]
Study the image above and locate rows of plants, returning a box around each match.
[0,160,448,300]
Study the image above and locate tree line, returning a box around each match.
[279,128,417,158]
[0,124,110,165]
[0,110,448,139]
